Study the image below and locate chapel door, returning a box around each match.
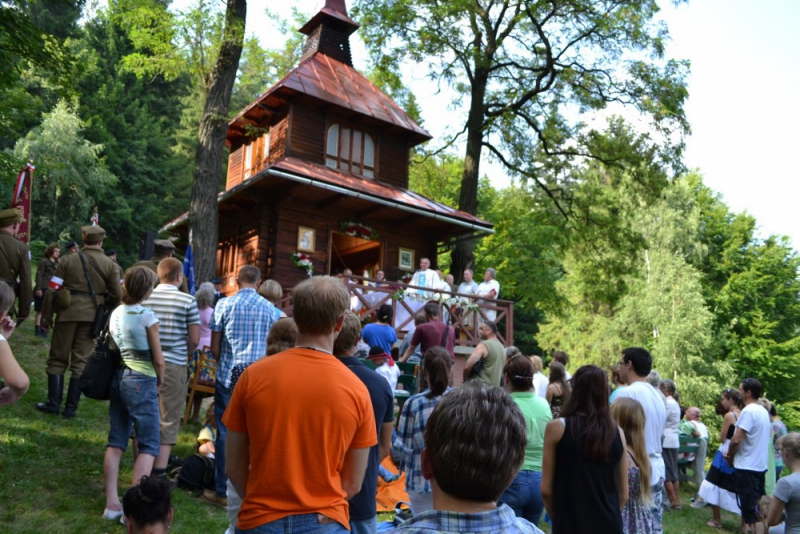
[329,231,382,278]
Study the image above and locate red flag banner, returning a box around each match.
[11,163,33,244]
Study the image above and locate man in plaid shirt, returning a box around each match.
[391,381,543,534]
[203,265,279,508]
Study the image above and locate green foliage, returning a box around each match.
[12,99,117,243]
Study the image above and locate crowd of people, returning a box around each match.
[0,212,796,534]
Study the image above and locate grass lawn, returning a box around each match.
[1,320,747,533]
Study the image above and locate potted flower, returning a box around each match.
[290,252,313,277]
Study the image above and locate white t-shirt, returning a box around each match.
[663,396,681,449]
[533,371,549,398]
[477,279,500,300]
[614,380,667,485]
[376,362,401,392]
[691,420,710,440]
[734,402,771,472]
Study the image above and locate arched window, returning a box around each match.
[326,124,375,178]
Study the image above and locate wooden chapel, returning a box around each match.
[161,0,494,297]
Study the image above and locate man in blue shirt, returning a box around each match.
[204,265,279,508]
[390,381,543,534]
[334,311,395,534]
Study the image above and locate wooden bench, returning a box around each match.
[677,434,707,487]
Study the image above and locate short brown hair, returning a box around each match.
[237,265,260,285]
[156,257,183,283]
[425,381,527,502]
[44,243,60,258]
[123,266,158,305]
[333,311,361,356]
[266,318,298,356]
[292,276,349,335]
[257,279,283,304]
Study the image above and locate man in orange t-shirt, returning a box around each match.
[224,276,377,533]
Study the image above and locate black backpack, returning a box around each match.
[170,454,215,494]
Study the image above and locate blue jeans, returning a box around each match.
[235,513,348,534]
[499,469,544,526]
[215,381,232,497]
[108,368,160,456]
[350,516,377,534]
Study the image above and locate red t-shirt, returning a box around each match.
[223,348,377,530]
[410,319,455,361]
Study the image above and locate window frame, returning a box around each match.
[325,122,376,179]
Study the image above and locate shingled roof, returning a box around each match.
[229,53,431,145]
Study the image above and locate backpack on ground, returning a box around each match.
[170,453,215,494]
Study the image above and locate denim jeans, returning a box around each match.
[108,368,160,456]
[651,477,664,534]
[499,469,544,526]
[350,516,377,534]
[215,381,233,497]
[235,513,348,534]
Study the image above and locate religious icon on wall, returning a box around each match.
[297,226,316,253]
[399,248,414,271]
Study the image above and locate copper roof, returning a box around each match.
[272,158,491,229]
[161,157,493,235]
[229,53,431,145]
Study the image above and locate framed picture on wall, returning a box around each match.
[297,226,316,253]
[399,247,414,271]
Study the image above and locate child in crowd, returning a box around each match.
[197,402,216,459]
[612,397,654,534]
[367,346,400,391]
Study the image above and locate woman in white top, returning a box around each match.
[659,379,682,509]
[0,282,29,406]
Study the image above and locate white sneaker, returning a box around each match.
[102,508,123,520]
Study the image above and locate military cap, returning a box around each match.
[82,225,106,245]
[153,239,176,254]
[65,241,78,250]
[210,277,222,284]
[0,207,23,227]
[105,249,116,256]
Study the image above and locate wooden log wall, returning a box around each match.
[287,103,325,164]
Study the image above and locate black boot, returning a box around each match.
[35,325,41,337]
[62,377,82,418]
[35,374,64,414]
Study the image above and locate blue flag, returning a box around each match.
[183,243,196,295]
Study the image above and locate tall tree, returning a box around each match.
[189,0,246,283]
[354,0,689,280]
[13,100,117,243]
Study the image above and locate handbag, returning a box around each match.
[77,330,121,400]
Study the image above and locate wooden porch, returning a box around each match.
[275,274,514,350]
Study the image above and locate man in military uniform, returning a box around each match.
[135,239,188,293]
[37,226,122,418]
[0,208,32,323]
[105,248,124,287]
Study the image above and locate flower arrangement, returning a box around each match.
[290,252,313,277]
[339,221,378,240]
[400,272,413,284]
[390,288,479,312]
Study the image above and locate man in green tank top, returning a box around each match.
[463,321,505,386]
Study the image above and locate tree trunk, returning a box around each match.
[189,0,247,284]
[451,69,488,283]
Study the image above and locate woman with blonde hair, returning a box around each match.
[611,397,653,534]
[257,279,287,318]
[767,432,800,533]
